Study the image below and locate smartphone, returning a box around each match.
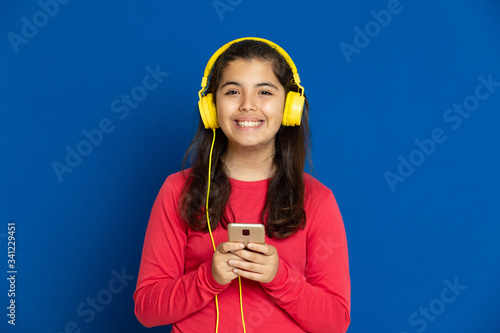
[228,223,265,247]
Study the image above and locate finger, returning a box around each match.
[230,259,278,283]
[232,267,267,283]
[231,249,266,265]
[217,241,245,254]
[214,251,243,265]
[228,258,263,273]
[233,245,275,262]
[247,243,273,255]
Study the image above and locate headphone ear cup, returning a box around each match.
[282,92,304,126]
[198,93,219,129]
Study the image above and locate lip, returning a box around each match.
[233,118,265,131]
[234,117,264,122]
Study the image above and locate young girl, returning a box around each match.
[134,38,351,332]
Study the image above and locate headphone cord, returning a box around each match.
[206,129,246,333]
[206,129,220,333]
[238,276,246,332]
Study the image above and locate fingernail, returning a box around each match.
[247,243,253,249]
[228,260,234,265]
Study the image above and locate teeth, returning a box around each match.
[236,121,262,128]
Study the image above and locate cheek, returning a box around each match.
[215,102,227,122]
[269,102,285,124]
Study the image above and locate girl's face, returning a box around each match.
[215,58,286,156]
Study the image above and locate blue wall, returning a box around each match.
[1,1,499,332]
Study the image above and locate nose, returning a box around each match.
[239,93,256,112]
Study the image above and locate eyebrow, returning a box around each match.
[220,81,280,91]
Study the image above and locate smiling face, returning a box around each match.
[215,58,286,157]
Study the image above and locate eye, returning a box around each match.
[259,90,272,95]
[225,90,239,95]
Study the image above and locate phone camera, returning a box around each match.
[242,229,250,236]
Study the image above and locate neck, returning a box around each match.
[224,144,275,181]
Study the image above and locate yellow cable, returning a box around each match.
[206,129,219,333]
[239,276,247,333]
[206,128,246,333]
[206,129,217,252]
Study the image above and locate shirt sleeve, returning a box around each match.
[261,189,351,333]
[133,177,229,328]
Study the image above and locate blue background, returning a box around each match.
[1,0,499,332]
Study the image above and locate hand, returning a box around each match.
[228,243,279,283]
[212,242,246,285]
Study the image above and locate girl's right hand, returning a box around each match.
[212,242,245,285]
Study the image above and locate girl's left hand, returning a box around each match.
[228,243,279,283]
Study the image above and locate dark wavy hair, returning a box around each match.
[179,39,311,239]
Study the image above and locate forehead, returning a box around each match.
[220,58,278,81]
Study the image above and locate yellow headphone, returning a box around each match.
[197,37,305,129]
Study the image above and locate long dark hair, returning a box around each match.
[179,39,311,239]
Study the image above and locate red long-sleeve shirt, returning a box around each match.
[134,171,350,332]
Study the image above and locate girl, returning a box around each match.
[134,38,350,332]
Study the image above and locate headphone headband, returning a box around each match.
[198,37,303,99]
